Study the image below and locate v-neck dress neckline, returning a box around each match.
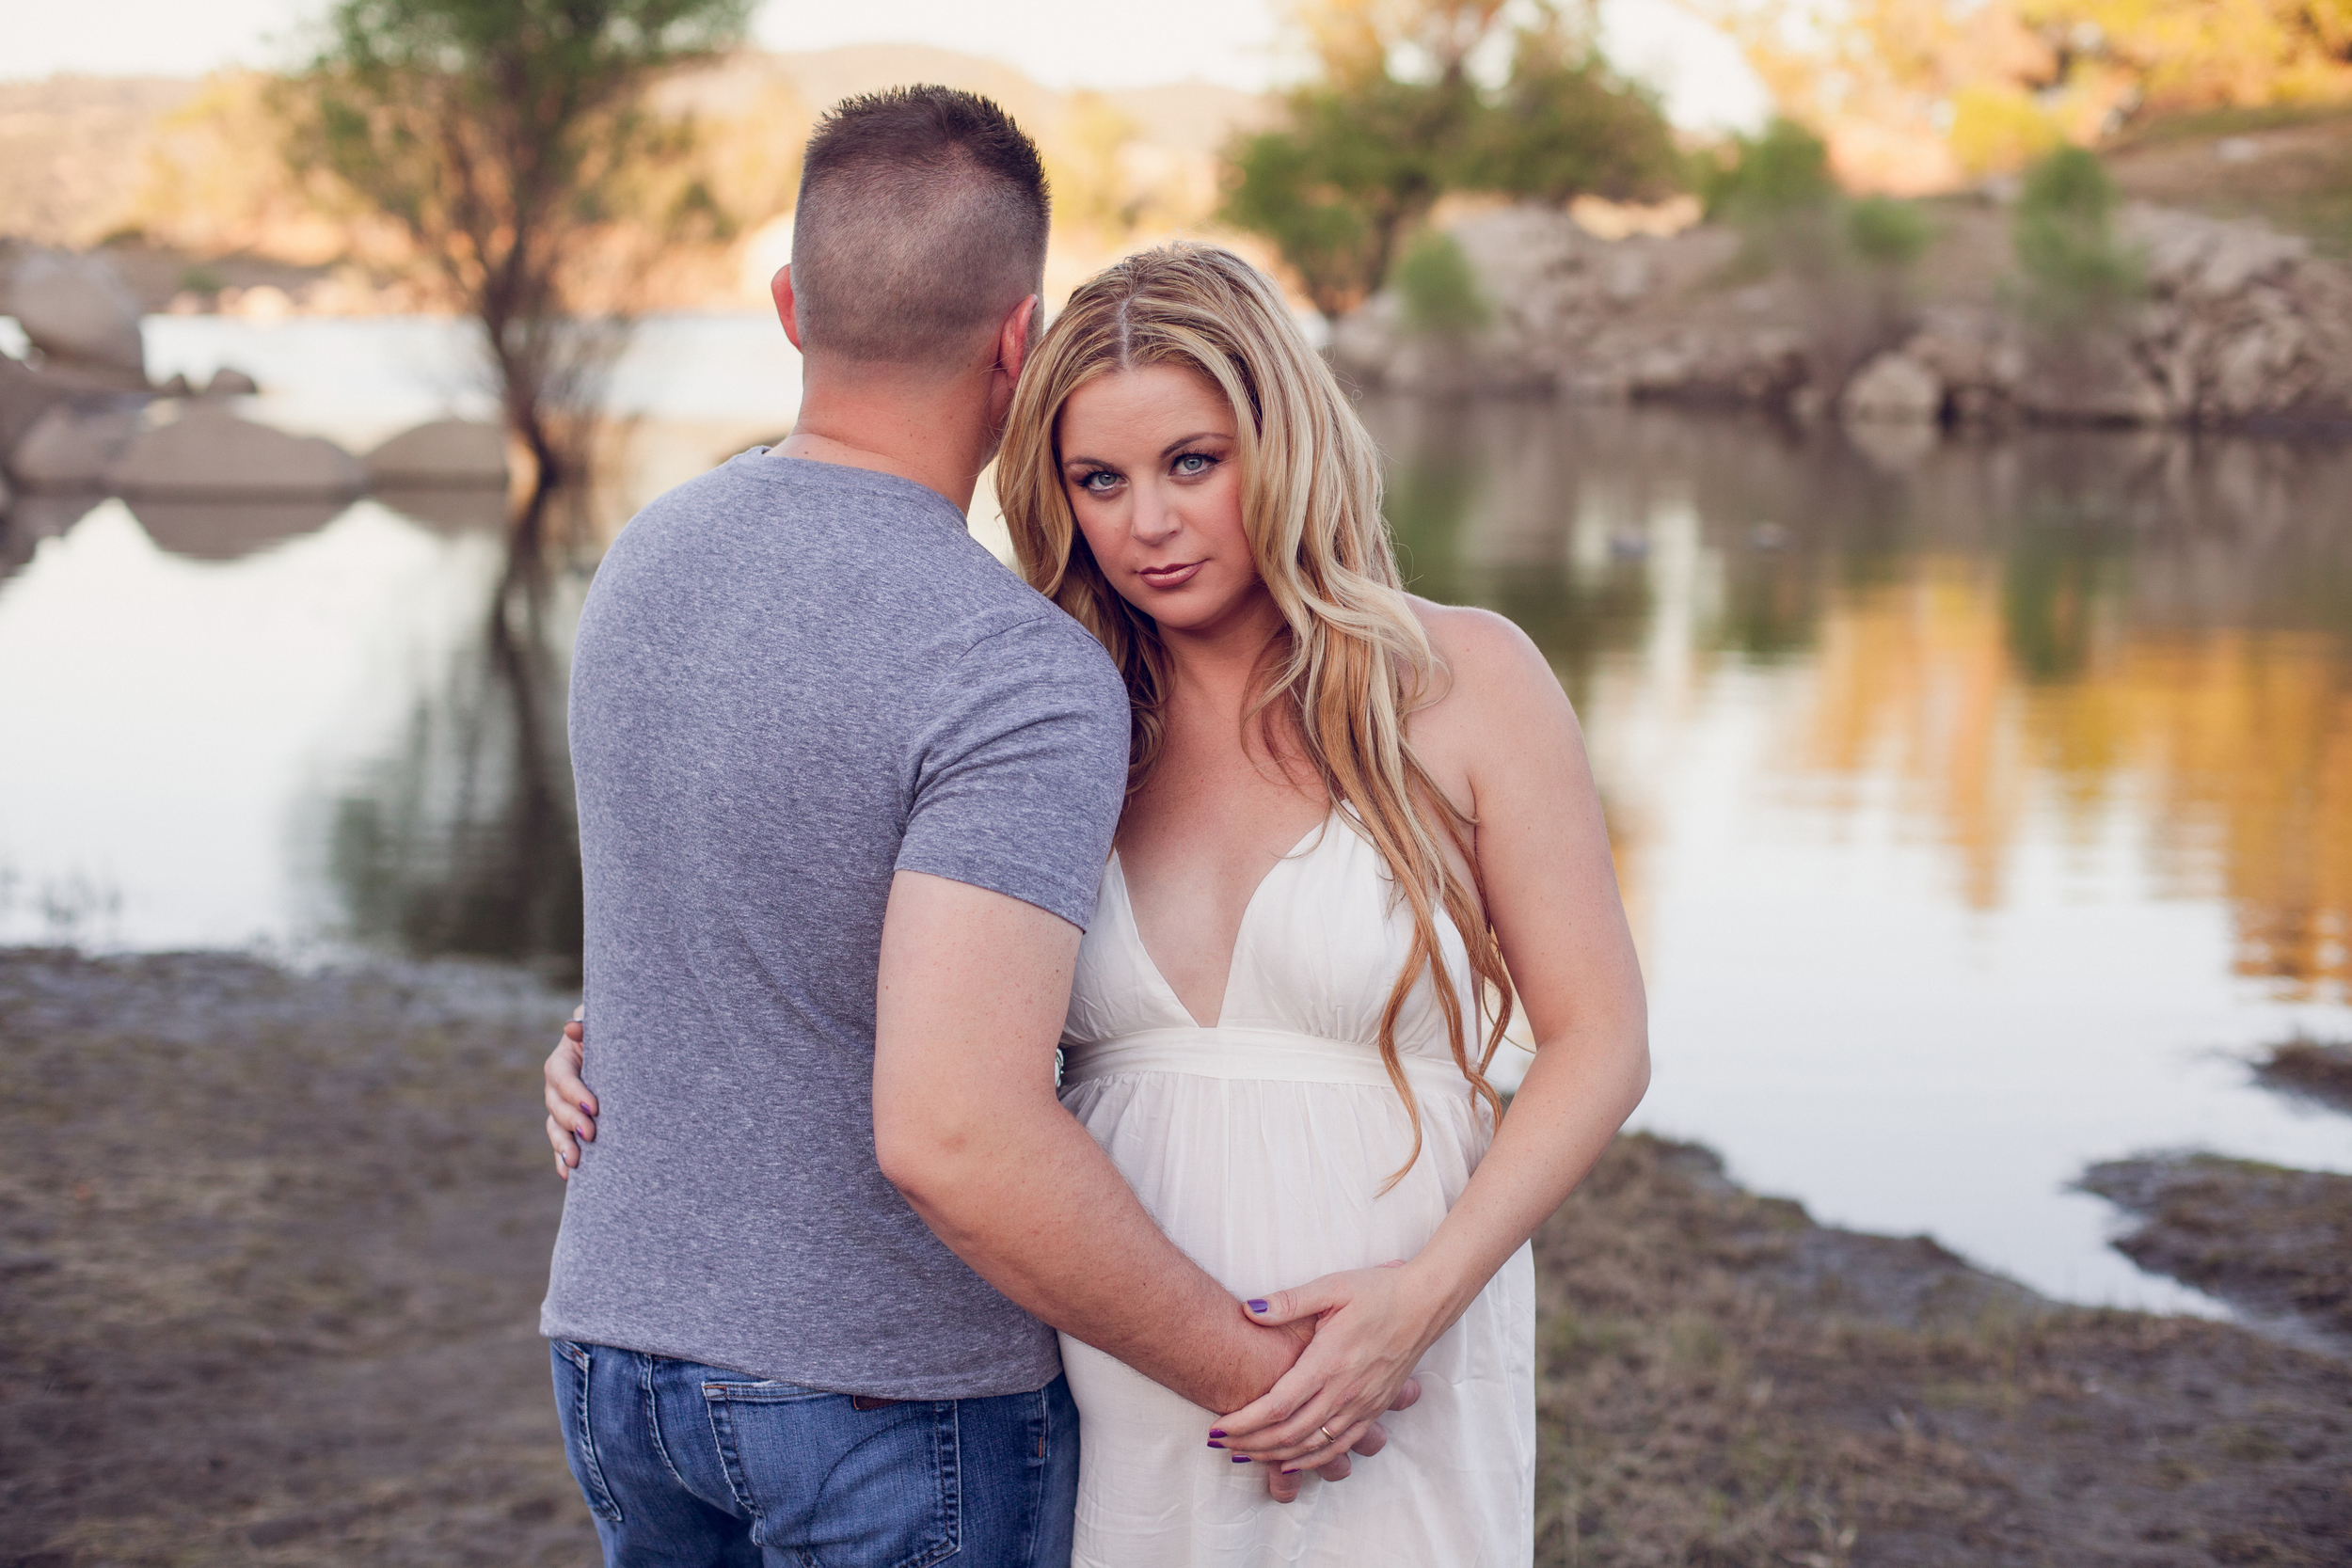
[1105,811,1333,1030]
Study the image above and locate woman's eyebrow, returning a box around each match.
[1159,430,1232,457]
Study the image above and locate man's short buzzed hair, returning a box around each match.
[791,87,1052,368]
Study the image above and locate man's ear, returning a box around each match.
[995,293,1039,384]
[772,263,804,352]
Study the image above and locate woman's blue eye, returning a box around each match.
[1083,470,1120,492]
[1173,453,1213,476]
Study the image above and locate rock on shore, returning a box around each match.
[5,247,147,389]
[1332,201,2352,433]
[108,405,366,499]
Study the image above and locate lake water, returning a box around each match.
[4,313,2348,1318]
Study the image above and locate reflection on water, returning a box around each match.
[325,556,584,981]
[128,496,352,562]
[0,491,583,970]
[1369,403,2352,1001]
[4,366,2350,1310]
[1364,402,2352,1310]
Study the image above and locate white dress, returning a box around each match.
[1057,811,1536,1567]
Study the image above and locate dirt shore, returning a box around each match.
[2255,1037,2352,1115]
[3,948,2346,1566]
[2079,1155,2352,1356]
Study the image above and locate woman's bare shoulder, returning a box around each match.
[1406,596,1567,721]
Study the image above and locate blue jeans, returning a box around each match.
[550,1339,1078,1568]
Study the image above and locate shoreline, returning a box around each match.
[2,945,2345,1564]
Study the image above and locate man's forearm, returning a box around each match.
[885,1098,1301,1414]
[871,870,1301,1414]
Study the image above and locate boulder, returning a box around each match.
[1840,352,1943,423]
[204,367,260,397]
[0,491,103,582]
[107,406,363,499]
[8,404,141,490]
[0,354,78,461]
[2013,335,2172,425]
[8,250,146,382]
[364,419,508,488]
[2122,206,2308,302]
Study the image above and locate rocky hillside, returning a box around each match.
[1334,198,2352,434]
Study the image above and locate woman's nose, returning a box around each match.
[1132,487,1180,544]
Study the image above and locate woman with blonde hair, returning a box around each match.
[992,242,1648,1563]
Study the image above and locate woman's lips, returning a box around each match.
[1136,560,1205,591]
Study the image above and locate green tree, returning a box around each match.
[1220,0,1680,317]
[1391,229,1489,337]
[281,0,751,511]
[2012,145,2142,324]
[1846,194,1933,268]
[1459,24,1682,206]
[1701,117,1838,227]
[1221,75,1472,318]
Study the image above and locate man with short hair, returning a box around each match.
[540,87,1358,1567]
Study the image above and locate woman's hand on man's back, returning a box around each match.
[547,1008,596,1178]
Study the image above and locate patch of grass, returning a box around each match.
[2107,101,2352,152]
[1535,1134,2352,1562]
[2257,1036,2352,1113]
[2077,1153,2352,1343]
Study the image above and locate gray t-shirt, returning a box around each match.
[541,451,1129,1399]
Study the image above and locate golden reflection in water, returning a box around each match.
[1798,567,2352,997]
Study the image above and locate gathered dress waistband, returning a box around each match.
[1060,1026,1473,1096]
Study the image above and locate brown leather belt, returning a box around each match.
[849,1394,901,1412]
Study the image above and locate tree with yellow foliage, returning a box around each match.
[1684,0,2352,187]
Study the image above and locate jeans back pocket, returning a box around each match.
[548,1339,626,1523]
[700,1381,960,1568]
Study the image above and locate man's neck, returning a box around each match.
[775,367,993,515]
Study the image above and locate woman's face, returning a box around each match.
[1057,364,1263,638]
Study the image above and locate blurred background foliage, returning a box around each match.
[1219,1,1680,315]
[277,0,755,500]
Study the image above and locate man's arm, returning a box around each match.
[871,869,1301,1414]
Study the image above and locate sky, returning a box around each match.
[5,0,1772,130]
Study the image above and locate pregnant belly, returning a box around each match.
[1057,1068,1486,1302]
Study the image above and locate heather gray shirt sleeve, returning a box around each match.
[898,613,1130,928]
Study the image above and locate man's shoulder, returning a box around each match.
[944,598,1124,705]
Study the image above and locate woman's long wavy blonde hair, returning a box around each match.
[996,243,1510,1178]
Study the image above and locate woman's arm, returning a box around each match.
[1213,605,1650,1468]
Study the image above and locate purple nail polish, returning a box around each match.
[1246,1300,1269,1313]
[1206,1440,1224,1449]
[1208,1429,1227,1438]
[1231,1455,1250,1464]
[580,1102,594,1115]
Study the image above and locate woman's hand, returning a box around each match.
[545,1008,596,1179]
[1212,1259,1453,1472]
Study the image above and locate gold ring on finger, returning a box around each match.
[1319,1423,1338,1442]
